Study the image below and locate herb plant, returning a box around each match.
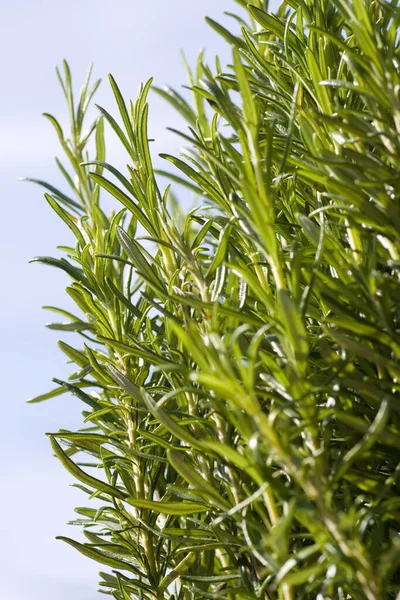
[27,0,400,598]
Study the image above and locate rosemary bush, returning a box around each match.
[27,0,400,598]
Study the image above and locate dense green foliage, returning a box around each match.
[27,0,400,598]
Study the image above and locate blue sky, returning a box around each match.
[0,1,273,597]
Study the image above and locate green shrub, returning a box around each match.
[27,0,400,598]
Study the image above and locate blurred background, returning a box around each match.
[0,1,258,597]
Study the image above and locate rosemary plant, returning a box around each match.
[27,0,400,598]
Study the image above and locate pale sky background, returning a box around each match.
[0,1,275,598]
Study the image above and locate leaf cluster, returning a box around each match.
[27,1,400,599]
